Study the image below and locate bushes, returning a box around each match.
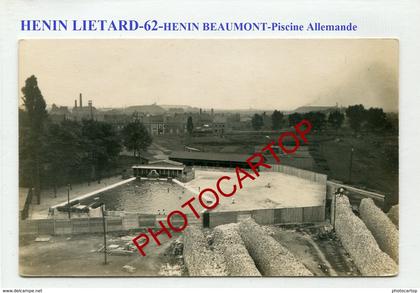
[238,218,312,276]
[335,195,398,275]
[183,226,226,276]
[359,198,399,263]
[213,223,261,276]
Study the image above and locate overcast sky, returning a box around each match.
[19,39,398,111]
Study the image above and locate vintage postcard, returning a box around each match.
[18,39,399,277]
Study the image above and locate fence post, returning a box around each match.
[331,193,336,228]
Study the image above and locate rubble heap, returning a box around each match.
[359,198,399,263]
[183,226,227,276]
[213,223,261,276]
[387,204,399,227]
[238,218,313,276]
[335,195,398,276]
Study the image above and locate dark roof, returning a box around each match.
[292,106,335,114]
[148,159,184,167]
[169,151,250,163]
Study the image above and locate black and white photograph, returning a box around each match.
[18,39,399,277]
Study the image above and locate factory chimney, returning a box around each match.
[79,93,83,108]
[88,100,93,120]
[74,99,77,108]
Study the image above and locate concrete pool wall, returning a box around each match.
[27,164,329,236]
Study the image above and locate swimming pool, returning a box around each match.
[79,180,197,214]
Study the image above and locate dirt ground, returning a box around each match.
[19,232,183,277]
[19,223,358,277]
[266,224,360,276]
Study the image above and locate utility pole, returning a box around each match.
[331,190,336,229]
[67,184,71,219]
[101,204,108,265]
[348,147,354,183]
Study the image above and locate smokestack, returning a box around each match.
[88,100,93,120]
[74,99,77,108]
[79,93,83,108]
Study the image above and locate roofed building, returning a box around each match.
[169,151,251,168]
[132,159,194,182]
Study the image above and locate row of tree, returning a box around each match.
[251,105,393,133]
[20,75,152,203]
[251,110,285,131]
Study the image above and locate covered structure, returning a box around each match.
[132,159,193,181]
[169,151,251,168]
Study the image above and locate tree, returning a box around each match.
[19,109,32,187]
[328,110,345,132]
[365,107,387,131]
[271,110,284,130]
[122,121,152,161]
[43,120,84,193]
[303,111,326,131]
[187,116,194,135]
[83,120,122,182]
[21,75,48,204]
[261,111,271,129]
[288,112,303,126]
[346,104,366,133]
[251,113,264,130]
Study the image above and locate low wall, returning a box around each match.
[334,195,397,276]
[359,198,399,263]
[20,213,157,235]
[208,206,325,228]
[183,226,227,276]
[238,218,313,276]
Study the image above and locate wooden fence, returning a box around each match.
[262,164,327,185]
[207,205,325,228]
[19,213,157,236]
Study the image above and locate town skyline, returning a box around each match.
[19,39,398,112]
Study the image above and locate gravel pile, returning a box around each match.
[183,226,227,276]
[213,223,261,276]
[238,218,313,276]
[387,205,399,228]
[335,195,398,276]
[359,198,399,263]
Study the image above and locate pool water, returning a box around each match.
[80,180,196,214]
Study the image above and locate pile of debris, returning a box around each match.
[359,198,399,263]
[96,235,137,256]
[212,223,261,276]
[164,237,184,257]
[158,263,183,276]
[183,226,227,276]
[238,218,313,276]
[335,195,398,276]
[387,205,399,227]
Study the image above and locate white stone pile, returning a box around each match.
[183,226,227,276]
[335,195,398,276]
[212,223,261,276]
[238,218,313,276]
[359,198,399,263]
[387,204,399,227]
